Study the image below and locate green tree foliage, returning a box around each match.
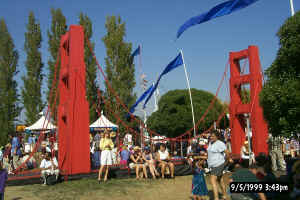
[102,16,136,135]
[0,19,20,145]
[260,11,300,137]
[79,13,99,123]
[22,11,44,125]
[147,89,225,138]
[47,8,67,120]
[241,88,250,104]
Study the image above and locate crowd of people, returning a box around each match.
[0,129,299,199]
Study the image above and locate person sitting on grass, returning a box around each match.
[40,152,59,185]
[157,143,174,179]
[129,146,148,180]
[142,146,159,179]
[191,159,208,200]
[98,131,114,183]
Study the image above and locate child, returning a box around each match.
[191,159,208,200]
[119,145,130,166]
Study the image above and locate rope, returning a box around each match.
[13,51,61,174]
[85,37,228,140]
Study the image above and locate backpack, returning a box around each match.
[46,175,57,185]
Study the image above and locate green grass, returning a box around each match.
[17,178,152,200]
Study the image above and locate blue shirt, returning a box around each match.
[28,136,35,144]
[120,150,130,161]
[11,137,19,154]
[207,140,226,168]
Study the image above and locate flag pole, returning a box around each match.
[180,49,196,137]
[139,44,146,148]
[290,0,295,16]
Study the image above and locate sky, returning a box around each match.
[0,0,298,123]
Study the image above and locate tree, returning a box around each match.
[147,89,225,138]
[79,13,99,123]
[102,16,136,135]
[22,11,44,125]
[0,19,20,145]
[260,11,300,137]
[47,8,67,120]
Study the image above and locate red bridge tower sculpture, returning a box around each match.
[229,46,268,156]
[58,25,90,175]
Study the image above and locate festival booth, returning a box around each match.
[90,114,118,132]
[24,113,57,153]
[25,114,56,133]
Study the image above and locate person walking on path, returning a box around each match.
[206,131,232,200]
[191,159,208,200]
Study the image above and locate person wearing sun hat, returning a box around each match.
[129,146,147,179]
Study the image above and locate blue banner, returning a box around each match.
[131,45,141,57]
[177,0,259,38]
[128,84,154,116]
[143,52,183,109]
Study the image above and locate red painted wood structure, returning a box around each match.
[229,45,268,156]
[58,25,91,175]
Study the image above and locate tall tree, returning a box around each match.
[47,8,67,120]
[0,19,20,145]
[147,89,225,137]
[102,16,136,134]
[22,11,44,125]
[260,11,300,137]
[79,13,99,123]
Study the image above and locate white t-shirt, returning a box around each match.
[124,134,132,144]
[187,146,192,155]
[158,150,169,161]
[40,157,58,169]
[241,146,250,159]
[207,140,226,168]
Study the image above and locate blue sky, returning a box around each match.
[0,0,298,122]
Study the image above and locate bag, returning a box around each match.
[46,175,57,185]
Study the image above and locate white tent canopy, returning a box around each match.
[90,114,118,128]
[25,115,56,131]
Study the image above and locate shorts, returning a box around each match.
[101,150,112,166]
[129,163,136,169]
[210,162,225,177]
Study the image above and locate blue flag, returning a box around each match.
[128,84,154,116]
[176,0,259,38]
[143,52,183,109]
[131,46,141,57]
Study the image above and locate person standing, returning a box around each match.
[206,131,231,200]
[11,133,20,170]
[191,159,208,200]
[98,131,114,183]
[267,135,286,172]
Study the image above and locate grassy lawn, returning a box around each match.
[5,176,197,200]
[5,174,292,200]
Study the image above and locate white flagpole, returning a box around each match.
[290,0,295,16]
[180,50,196,137]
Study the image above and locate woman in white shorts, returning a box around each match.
[98,131,114,183]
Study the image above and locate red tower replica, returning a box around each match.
[58,25,90,175]
[229,46,268,156]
